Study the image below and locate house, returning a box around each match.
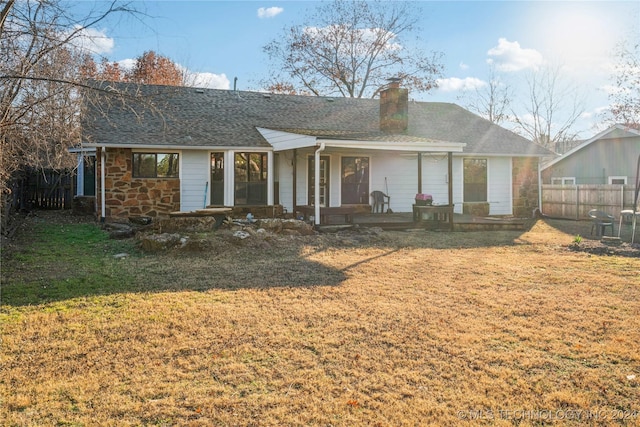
[81,81,551,224]
[541,125,640,186]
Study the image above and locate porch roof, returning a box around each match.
[257,127,466,153]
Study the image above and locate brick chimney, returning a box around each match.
[379,79,408,133]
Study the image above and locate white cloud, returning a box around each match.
[257,7,283,19]
[188,72,230,90]
[68,25,114,55]
[486,38,544,72]
[117,58,136,72]
[436,77,486,92]
[459,62,469,70]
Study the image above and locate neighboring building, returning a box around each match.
[81,81,551,223]
[541,125,640,185]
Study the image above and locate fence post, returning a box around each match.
[575,185,579,220]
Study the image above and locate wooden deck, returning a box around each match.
[324,211,530,231]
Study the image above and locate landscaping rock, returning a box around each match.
[255,218,284,233]
[233,230,251,240]
[129,216,153,226]
[281,219,315,236]
[139,233,182,252]
[103,222,135,239]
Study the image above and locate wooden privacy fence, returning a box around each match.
[541,184,637,220]
[6,168,74,212]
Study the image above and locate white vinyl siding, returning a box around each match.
[180,150,210,212]
[369,153,418,212]
[421,154,451,205]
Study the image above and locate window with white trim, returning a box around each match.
[608,176,627,185]
[551,177,575,185]
[132,153,179,178]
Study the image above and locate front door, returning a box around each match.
[308,156,330,206]
[210,152,224,206]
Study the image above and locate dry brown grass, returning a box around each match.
[1,215,640,426]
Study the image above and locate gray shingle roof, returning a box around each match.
[82,82,551,156]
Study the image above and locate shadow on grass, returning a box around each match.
[4,212,635,307]
[0,214,351,306]
[1,246,350,307]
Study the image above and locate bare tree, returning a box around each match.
[606,40,640,129]
[510,66,585,152]
[462,66,512,125]
[0,0,135,194]
[262,0,443,98]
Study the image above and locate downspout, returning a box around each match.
[417,152,422,194]
[100,146,106,223]
[314,142,325,225]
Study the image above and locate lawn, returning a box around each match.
[1,211,639,426]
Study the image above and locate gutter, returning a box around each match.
[314,143,326,225]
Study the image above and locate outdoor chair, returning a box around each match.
[588,209,614,237]
[370,191,390,213]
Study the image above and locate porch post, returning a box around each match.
[314,143,325,225]
[417,152,422,194]
[267,151,274,206]
[448,151,453,230]
[292,149,297,216]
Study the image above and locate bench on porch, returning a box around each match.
[295,205,356,225]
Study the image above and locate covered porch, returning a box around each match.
[260,127,467,227]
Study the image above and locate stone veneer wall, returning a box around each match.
[512,157,539,218]
[97,147,180,221]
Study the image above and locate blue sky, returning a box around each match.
[72,1,640,138]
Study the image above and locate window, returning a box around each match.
[234,152,267,205]
[463,158,487,202]
[551,177,576,185]
[308,156,330,206]
[341,157,369,204]
[132,153,179,178]
[609,176,627,185]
